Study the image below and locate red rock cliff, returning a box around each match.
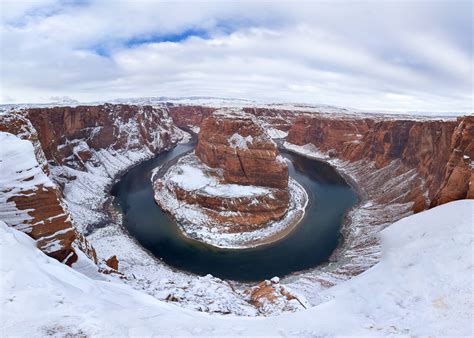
[287,114,473,210]
[195,111,288,189]
[24,104,177,168]
[0,113,97,266]
[170,103,472,212]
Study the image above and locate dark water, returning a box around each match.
[111,143,358,281]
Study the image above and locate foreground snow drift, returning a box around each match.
[1,200,472,336]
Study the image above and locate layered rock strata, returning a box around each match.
[153,110,307,248]
[195,110,289,189]
[286,114,473,210]
[0,114,97,267]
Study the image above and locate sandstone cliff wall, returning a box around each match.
[195,112,288,189]
[25,104,176,169]
[0,113,97,266]
[286,114,473,211]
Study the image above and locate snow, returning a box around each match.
[167,156,270,198]
[228,133,253,149]
[2,200,472,336]
[0,132,54,227]
[0,132,54,191]
[266,128,288,139]
[283,141,330,160]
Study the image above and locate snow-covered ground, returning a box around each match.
[153,153,308,248]
[2,200,472,336]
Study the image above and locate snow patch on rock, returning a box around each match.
[228,133,253,150]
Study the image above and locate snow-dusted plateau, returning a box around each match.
[0,100,473,336]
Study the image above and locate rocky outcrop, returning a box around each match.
[244,277,307,315]
[0,113,97,266]
[431,116,474,206]
[195,111,288,189]
[105,255,119,270]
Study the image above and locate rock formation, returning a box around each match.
[195,111,289,189]
[430,116,474,206]
[244,277,307,315]
[171,106,472,213]
[153,109,307,248]
[24,104,177,170]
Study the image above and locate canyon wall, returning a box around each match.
[286,114,473,211]
[25,104,176,170]
[0,104,182,268]
[169,105,216,130]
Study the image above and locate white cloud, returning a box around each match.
[0,0,472,112]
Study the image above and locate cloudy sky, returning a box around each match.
[1,0,472,112]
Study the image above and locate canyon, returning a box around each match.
[0,102,472,316]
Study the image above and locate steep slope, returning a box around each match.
[19,104,184,231]
[0,128,97,269]
[286,114,473,211]
[1,200,472,336]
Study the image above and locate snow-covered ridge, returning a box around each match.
[2,200,472,336]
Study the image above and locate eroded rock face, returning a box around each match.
[431,116,474,206]
[0,113,97,266]
[287,114,473,211]
[195,112,289,189]
[24,104,175,169]
[153,109,308,248]
[169,105,216,130]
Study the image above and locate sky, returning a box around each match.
[0,0,472,112]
